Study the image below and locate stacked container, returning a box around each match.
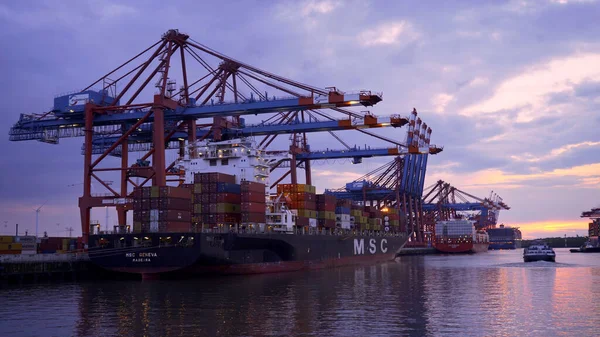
[14,235,37,254]
[241,181,266,225]
[0,236,20,255]
[365,206,383,231]
[350,204,368,230]
[316,194,337,228]
[335,199,352,229]
[589,220,600,237]
[277,184,317,227]
[382,210,400,232]
[133,186,192,233]
[193,173,241,228]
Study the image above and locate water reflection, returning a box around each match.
[0,250,598,337]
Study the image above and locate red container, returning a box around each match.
[203,213,241,224]
[296,216,309,227]
[316,194,337,204]
[318,219,336,228]
[157,198,191,211]
[158,210,191,222]
[133,199,142,211]
[241,181,266,193]
[336,199,352,208]
[241,202,265,213]
[159,186,191,199]
[133,188,143,199]
[241,212,266,223]
[316,203,335,212]
[192,194,201,204]
[241,192,265,203]
[163,221,191,232]
[216,193,241,204]
[208,173,236,184]
[142,199,150,210]
[289,201,316,210]
[141,187,151,198]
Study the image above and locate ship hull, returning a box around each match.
[433,242,489,254]
[88,232,408,278]
[523,254,555,262]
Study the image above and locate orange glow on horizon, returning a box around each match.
[517,219,590,239]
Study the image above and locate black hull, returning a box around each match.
[523,255,555,262]
[88,232,408,277]
[570,247,600,253]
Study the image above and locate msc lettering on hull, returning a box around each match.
[353,238,388,255]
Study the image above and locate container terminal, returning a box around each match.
[3,29,511,280]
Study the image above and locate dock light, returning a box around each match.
[144,237,149,240]
[177,138,184,141]
[348,100,359,104]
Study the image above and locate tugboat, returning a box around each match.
[569,240,600,253]
[523,241,556,262]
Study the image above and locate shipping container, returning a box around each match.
[241,213,266,223]
[0,243,22,250]
[0,236,13,243]
[157,197,191,211]
[215,193,241,204]
[335,207,351,214]
[288,200,316,210]
[203,213,241,224]
[241,192,266,203]
[193,183,202,194]
[318,219,336,228]
[241,181,266,193]
[0,250,20,255]
[216,182,241,194]
[159,186,192,199]
[204,172,236,184]
[151,186,160,198]
[158,209,191,222]
[241,202,266,213]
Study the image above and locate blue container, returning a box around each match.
[335,206,351,214]
[217,182,241,194]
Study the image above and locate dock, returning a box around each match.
[0,253,118,285]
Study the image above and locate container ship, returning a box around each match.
[88,138,408,279]
[433,218,489,253]
[486,224,522,250]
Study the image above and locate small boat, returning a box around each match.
[569,241,600,253]
[523,241,556,262]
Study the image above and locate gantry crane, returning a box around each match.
[325,109,443,243]
[8,29,429,243]
[422,180,510,235]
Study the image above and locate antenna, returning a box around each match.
[66,226,74,238]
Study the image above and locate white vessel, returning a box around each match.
[523,241,556,262]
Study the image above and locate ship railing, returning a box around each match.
[195,227,404,238]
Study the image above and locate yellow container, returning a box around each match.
[151,186,160,198]
[194,204,202,214]
[194,183,202,194]
[133,222,142,232]
[0,236,13,243]
[0,243,22,250]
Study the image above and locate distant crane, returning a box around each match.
[34,200,48,240]
[66,226,74,238]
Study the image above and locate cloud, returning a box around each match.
[432,93,454,113]
[461,53,600,122]
[358,21,419,47]
[300,0,341,16]
[510,141,600,162]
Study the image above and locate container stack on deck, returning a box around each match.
[132,186,192,233]
[316,194,337,229]
[365,206,383,232]
[278,184,317,228]
[383,211,400,232]
[194,173,241,229]
[241,181,267,226]
[335,199,352,229]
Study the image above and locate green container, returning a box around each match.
[151,186,160,198]
[194,204,202,214]
[194,184,202,194]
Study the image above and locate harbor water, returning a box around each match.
[1,248,599,336]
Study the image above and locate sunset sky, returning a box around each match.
[1,0,599,239]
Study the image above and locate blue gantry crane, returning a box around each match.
[7,29,431,241]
